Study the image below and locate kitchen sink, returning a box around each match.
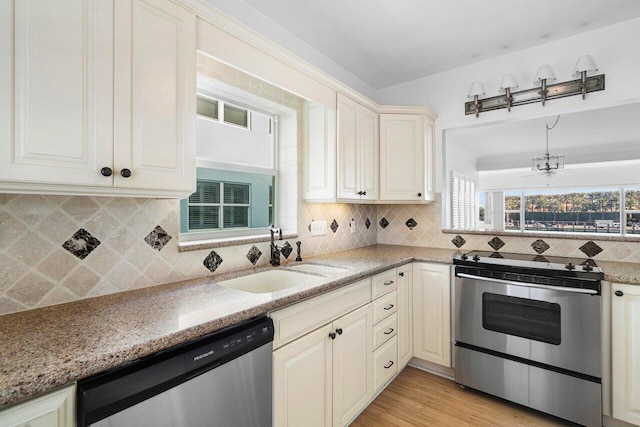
[287,263,349,275]
[217,269,325,294]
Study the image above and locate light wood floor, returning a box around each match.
[352,366,572,426]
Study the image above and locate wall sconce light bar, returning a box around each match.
[464,74,605,116]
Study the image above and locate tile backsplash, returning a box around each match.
[0,194,375,315]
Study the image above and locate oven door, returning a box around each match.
[454,272,601,378]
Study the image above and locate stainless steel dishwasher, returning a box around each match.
[77,316,274,427]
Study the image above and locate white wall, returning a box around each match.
[201,0,378,100]
[375,17,640,192]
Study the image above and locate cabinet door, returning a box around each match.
[379,114,425,201]
[412,263,451,367]
[397,264,413,368]
[113,0,196,193]
[333,304,372,427]
[0,385,75,427]
[0,0,114,187]
[612,283,640,425]
[359,106,378,200]
[337,93,360,200]
[304,102,336,201]
[273,324,333,427]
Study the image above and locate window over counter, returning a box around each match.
[459,187,640,237]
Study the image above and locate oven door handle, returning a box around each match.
[456,273,598,295]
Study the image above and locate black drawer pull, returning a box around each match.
[384,280,394,286]
[383,304,394,311]
[384,361,394,369]
[615,290,624,297]
[399,272,404,277]
[384,328,394,335]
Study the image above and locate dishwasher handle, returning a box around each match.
[456,272,598,295]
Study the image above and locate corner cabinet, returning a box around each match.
[612,283,640,426]
[0,385,75,427]
[379,109,435,202]
[412,262,451,367]
[0,0,196,198]
[337,94,378,201]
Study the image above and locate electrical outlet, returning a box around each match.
[350,219,356,234]
[310,220,327,236]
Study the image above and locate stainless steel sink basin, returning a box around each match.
[288,263,349,275]
[217,269,324,294]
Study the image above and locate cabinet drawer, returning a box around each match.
[373,313,397,350]
[372,269,397,299]
[372,291,397,324]
[271,278,371,348]
[373,335,398,394]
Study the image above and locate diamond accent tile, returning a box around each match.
[281,242,293,259]
[579,241,603,258]
[62,229,101,260]
[531,239,550,254]
[203,250,223,273]
[365,218,371,229]
[330,219,339,233]
[379,218,389,229]
[405,218,417,230]
[246,245,262,265]
[451,235,466,248]
[144,225,172,251]
[488,236,505,251]
[533,255,549,263]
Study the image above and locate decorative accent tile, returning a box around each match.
[365,218,371,229]
[533,255,549,263]
[379,218,389,229]
[489,252,504,258]
[579,241,603,258]
[144,225,172,251]
[281,242,293,259]
[531,239,550,254]
[405,218,417,230]
[246,245,262,265]
[330,219,339,233]
[451,235,466,248]
[62,229,101,260]
[203,250,223,273]
[488,236,505,251]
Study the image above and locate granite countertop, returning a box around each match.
[1,244,638,409]
[0,245,458,409]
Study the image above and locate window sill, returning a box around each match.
[442,228,640,242]
[178,232,299,252]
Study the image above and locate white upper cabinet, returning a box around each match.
[0,0,196,197]
[379,111,435,202]
[303,102,336,201]
[0,0,114,188]
[337,93,378,201]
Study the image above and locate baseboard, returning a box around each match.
[408,357,455,381]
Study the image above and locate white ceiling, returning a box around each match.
[238,0,640,89]
[446,103,640,170]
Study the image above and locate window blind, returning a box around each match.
[452,172,476,229]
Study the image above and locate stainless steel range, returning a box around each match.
[453,251,604,427]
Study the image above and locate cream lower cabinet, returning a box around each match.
[612,283,640,426]
[397,264,413,368]
[0,0,195,197]
[272,279,372,427]
[412,262,451,367]
[0,385,75,427]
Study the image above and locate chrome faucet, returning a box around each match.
[269,224,282,266]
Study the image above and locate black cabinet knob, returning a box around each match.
[615,290,624,297]
[362,191,367,196]
[100,167,113,177]
[120,168,132,178]
[356,191,362,195]
[418,192,422,197]
[329,332,336,340]
[336,328,343,335]
[399,272,404,277]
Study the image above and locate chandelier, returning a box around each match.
[532,115,564,176]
